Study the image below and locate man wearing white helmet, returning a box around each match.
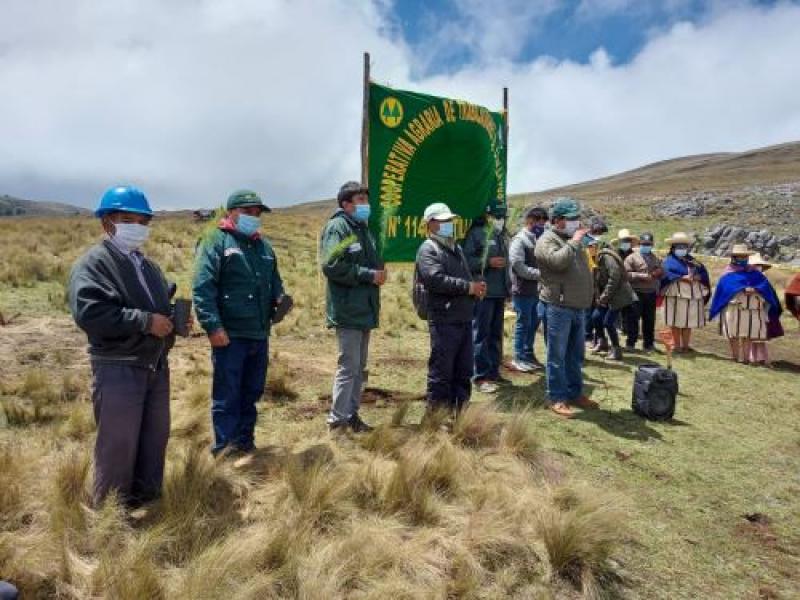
[415,203,487,415]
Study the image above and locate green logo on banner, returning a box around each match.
[379,97,404,128]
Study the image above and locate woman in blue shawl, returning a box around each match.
[709,244,782,363]
[660,232,711,353]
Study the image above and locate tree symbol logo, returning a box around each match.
[379,97,404,128]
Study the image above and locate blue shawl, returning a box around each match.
[660,252,710,290]
[709,269,782,321]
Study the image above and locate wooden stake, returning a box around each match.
[361,52,371,186]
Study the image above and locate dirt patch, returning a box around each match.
[736,513,779,547]
[317,387,425,406]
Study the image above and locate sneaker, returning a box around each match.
[591,339,609,354]
[349,413,374,433]
[328,420,350,433]
[549,402,575,418]
[528,357,544,369]
[573,395,599,409]
[494,375,513,385]
[510,360,534,373]
[606,346,623,361]
[643,345,656,353]
[475,380,498,394]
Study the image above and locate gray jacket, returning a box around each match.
[534,229,593,310]
[416,238,475,324]
[68,240,175,370]
[509,228,540,297]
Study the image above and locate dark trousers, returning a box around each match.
[428,322,473,411]
[472,297,505,380]
[91,363,170,507]
[592,305,620,347]
[626,292,657,348]
[0,581,18,600]
[211,338,268,454]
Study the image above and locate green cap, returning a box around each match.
[550,196,581,219]
[226,189,271,212]
[486,198,508,218]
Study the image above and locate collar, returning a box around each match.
[430,233,456,250]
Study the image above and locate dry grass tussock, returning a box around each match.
[1,396,627,598]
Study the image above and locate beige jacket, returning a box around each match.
[624,251,662,293]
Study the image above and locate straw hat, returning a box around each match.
[748,252,772,270]
[664,232,692,245]
[730,243,754,256]
[617,228,634,240]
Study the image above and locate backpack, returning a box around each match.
[631,363,678,421]
[412,240,441,321]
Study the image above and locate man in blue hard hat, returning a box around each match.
[193,190,286,456]
[69,185,181,507]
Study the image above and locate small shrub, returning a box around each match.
[500,411,540,464]
[49,448,91,538]
[452,403,503,449]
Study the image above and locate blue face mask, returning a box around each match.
[732,258,749,267]
[354,204,371,223]
[531,224,545,237]
[619,242,631,252]
[438,221,454,238]
[581,234,595,247]
[640,245,653,255]
[674,247,688,258]
[236,214,261,236]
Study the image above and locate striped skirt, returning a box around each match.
[719,292,768,340]
[662,280,708,329]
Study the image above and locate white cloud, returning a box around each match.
[0,0,799,209]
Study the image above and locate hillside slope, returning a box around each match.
[0,194,90,217]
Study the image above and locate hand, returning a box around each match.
[469,281,487,298]
[488,256,506,268]
[373,269,387,286]
[148,314,174,338]
[651,267,664,278]
[571,228,589,243]
[744,287,756,294]
[681,275,693,282]
[693,274,703,282]
[598,296,609,307]
[208,329,230,348]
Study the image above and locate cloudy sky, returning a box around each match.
[1,0,799,209]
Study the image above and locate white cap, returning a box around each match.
[423,202,457,222]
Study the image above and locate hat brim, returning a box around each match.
[427,212,457,222]
[237,202,271,213]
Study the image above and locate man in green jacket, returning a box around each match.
[534,197,597,417]
[320,181,385,432]
[193,190,285,455]
[461,201,511,394]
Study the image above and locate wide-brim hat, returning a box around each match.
[665,232,692,245]
[730,243,754,256]
[617,228,634,241]
[423,202,457,222]
[748,253,772,270]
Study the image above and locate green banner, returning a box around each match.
[368,82,507,262]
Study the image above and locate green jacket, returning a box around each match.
[193,223,284,340]
[534,229,593,309]
[320,209,381,330]
[461,219,511,299]
[595,247,637,310]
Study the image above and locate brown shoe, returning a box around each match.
[549,402,575,418]
[574,395,599,409]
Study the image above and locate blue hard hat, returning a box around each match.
[95,186,153,218]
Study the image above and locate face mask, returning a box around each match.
[236,214,261,236]
[112,223,150,251]
[732,258,749,267]
[438,221,454,238]
[619,242,631,252]
[674,247,688,258]
[354,204,371,223]
[563,220,581,235]
[640,245,653,255]
[582,234,595,247]
[530,224,545,237]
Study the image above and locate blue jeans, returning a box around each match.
[512,295,540,363]
[543,303,585,403]
[211,338,268,454]
[472,297,505,380]
[592,305,620,347]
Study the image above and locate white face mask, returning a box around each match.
[113,223,150,251]
[563,220,581,235]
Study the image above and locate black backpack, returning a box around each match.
[632,363,678,420]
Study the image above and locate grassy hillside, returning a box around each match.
[1,212,799,598]
[0,194,90,217]
[514,141,800,203]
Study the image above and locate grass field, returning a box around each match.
[1,207,799,599]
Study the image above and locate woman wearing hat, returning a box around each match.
[785,272,800,321]
[746,253,784,366]
[709,245,781,363]
[660,232,710,352]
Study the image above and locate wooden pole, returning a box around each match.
[361,52,371,186]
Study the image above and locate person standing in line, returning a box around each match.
[592,239,636,361]
[746,253,783,366]
[623,232,663,352]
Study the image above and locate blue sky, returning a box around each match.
[392,0,780,73]
[1,0,799,208]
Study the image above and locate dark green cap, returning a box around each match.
[226,189,271,212]
[550,196,581,219]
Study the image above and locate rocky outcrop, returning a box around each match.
[701,224,800,264]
